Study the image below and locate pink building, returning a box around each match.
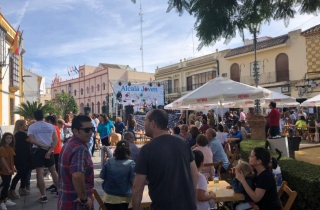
[51,63,154,114]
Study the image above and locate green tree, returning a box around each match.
[131,0,320,48]
[14,101,54,120]
[54,93,79,117]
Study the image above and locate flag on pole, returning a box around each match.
[67,68,70,76]
[9,30,21,55]
[18,31,24,56]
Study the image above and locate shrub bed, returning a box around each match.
[240,139,320,210]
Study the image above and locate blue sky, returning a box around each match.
[2,0,320,85]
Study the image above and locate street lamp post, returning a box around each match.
[250,22,261,115]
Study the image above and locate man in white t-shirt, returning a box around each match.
[193,150,216,210]
[27,110,59,203]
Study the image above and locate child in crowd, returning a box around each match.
[229,161,255,210]
[193,150,216,210]
[0,133,17,210]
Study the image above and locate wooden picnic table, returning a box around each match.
[140,180,244,208]
[227,138,240,142]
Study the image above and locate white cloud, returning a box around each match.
[12,1,29,28]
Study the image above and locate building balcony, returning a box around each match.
[240,71,290,86]
[9,79,20,93]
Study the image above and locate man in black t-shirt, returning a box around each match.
[132,109,198,210]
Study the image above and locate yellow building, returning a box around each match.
[0,13,25,126]
[155,25,320,106]
[219,29,306,100]
[155,53,219,103]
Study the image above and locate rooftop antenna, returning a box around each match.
[139,0,144,72]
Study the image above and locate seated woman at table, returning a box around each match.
[100,140,136,210]
[227,126,243,144]
[192,134,214,178]
[216,124,228,146]
[237,121,248,140]
[235,147,281,210]
[193,150,216,210]
[188,127,200,148]
[295,116,307,136]
[229,161,255,210]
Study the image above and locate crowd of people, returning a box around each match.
[0,105,290,210]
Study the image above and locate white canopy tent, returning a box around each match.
[233,86,298,108]
[300,94,320,107]
[170,77,271,119]
[171,77,270,107]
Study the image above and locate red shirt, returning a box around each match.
[54,125,62,154]
[268,108,280,126]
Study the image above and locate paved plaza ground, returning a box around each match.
[6,153,105,210]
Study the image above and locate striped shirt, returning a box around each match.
[57,136,94,210]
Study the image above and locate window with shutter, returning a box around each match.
[230,63,240,82]
[276,53,289,82]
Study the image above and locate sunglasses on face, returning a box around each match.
[78,127,95,133]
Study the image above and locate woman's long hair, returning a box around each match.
[13,120,26,135]
[0,132,15,148]
[128,114,134,126]
[99,114,108,124]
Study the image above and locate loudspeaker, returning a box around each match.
[124,105,134,123]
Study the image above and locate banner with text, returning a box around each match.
[113,84,164,108]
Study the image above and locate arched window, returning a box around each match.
[97,102,100,113]
[91,102,94,113]
[103,83,106,90]
[97,84,100,91]
[80,103,84,113]
[103,101,106,106]
[230,63,240,82]
[276,53,289,82]
[81,88,83,95]
[87,87,89,94]
[91,86,94,93]
[74,90,76,96]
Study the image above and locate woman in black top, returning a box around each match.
[235,147,281,210]
[126,114,137,137]
[9,120,32,198]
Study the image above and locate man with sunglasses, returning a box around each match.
[57,115,95,210]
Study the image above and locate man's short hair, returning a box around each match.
[124,132,134,140]
[147,109,168,130]
[34,110,44,121]
[269,101,276,108]
[207,128,216,138]
[72,115,92,131]
[233,126,239,131]
[173,126,180,135]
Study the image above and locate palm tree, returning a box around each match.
[14,101,55,120]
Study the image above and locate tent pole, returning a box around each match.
[220,100,224,125]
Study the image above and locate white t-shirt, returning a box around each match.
[216,132,228,144]
[196,172,210,210]
[28,121,56,148]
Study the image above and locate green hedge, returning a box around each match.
[240,139,320,210]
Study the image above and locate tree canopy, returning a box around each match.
[14,101,55,120]
[131,0,320,49]
[53,93,79,117]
